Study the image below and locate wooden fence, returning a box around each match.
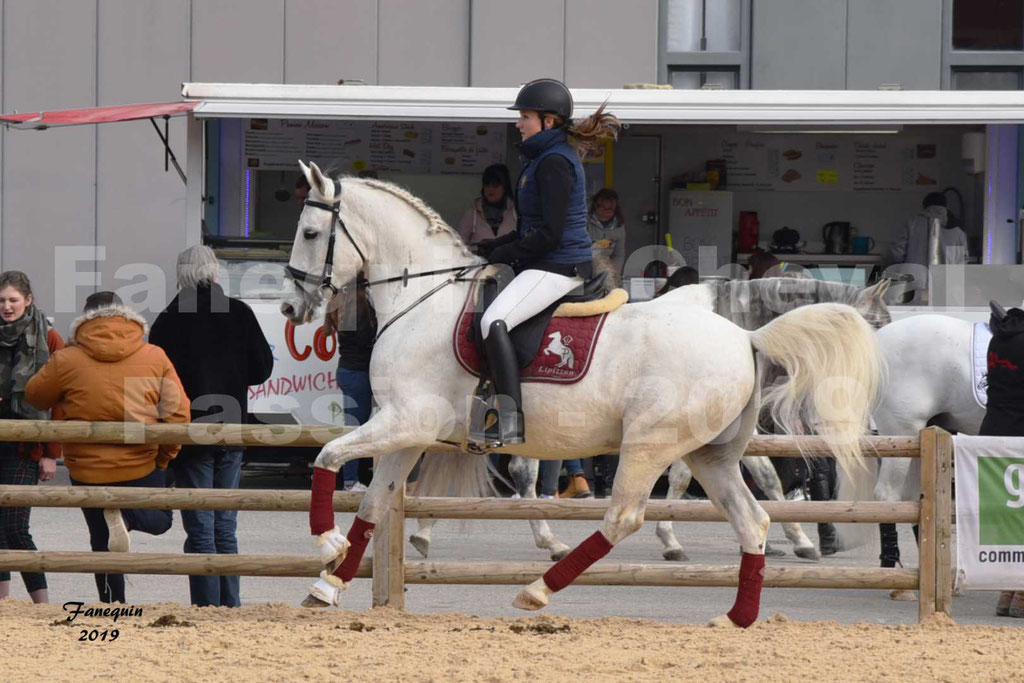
[0,420,953,621]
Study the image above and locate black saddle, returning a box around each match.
[471,271,608,368]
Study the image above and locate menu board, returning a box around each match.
[720,134,943,192]
[243,119,506,175]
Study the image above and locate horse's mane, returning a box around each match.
[349,177,472,250]
[707,278,869,331]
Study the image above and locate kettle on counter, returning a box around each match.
[822,221,853,254]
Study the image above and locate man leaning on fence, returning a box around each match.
[25,291,190,604]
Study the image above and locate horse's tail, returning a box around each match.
[749,302,884,479]
[412,449,493,499]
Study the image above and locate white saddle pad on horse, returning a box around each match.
[972,322,991,409]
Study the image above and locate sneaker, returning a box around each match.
[104,509,130,552]
[345,482,369,493]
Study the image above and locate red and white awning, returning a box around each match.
[0,101,197,130]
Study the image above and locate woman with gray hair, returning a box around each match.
[150,245,273,607]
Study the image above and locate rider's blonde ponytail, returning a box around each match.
[562,103,621,159]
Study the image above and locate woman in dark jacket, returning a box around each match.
[474,78,620,446]
[981,303,1024,618]
[149,245,273,607]
[0,271,62,604]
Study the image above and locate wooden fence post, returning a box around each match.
[918,427,937,621]
[934,429,954,617]
[371,483,406,608]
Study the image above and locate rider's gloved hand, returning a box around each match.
[488,243,519,266]
[474,238,502,258]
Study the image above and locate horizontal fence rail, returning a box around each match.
[0,551,919,591]
[0,419,921,457]
[0,487,921,524]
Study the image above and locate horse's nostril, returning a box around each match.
[281,303,295,318]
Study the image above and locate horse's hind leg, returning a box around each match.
[509,456,571,561]
[654,458,693,562]
[512,447,680,611]
[745,455,820,561]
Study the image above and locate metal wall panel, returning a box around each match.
[565,0,658,88]
[846,0,941,90]
[96,0,191,322]
[470,0,563,86]
[752,0,847,89]
[192,0,284,83]
[378,0,469,85]
[285,0,378,85]
[2,0,97,327]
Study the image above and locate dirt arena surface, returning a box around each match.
[1,599,1019,682]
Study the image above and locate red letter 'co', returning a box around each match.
[285,322,336,362]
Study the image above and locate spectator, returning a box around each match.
[323,280,377,492]
[456,164,517,246]
[656,266,700,296]
[149,245,272,607]
[587,188,627,289]
[981,302,1024,618]
[746,249,781,280]
[26,291,190,604]
[890,192,968,268]
[0,271,62,604]
[295,176,311,206]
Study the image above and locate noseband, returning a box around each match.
[284,178,367,298]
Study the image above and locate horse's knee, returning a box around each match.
[313,445,340,471]
[604,509,644,544]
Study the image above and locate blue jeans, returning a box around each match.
[337,368,373,485]
[72,467,174,604]
[171,446,243,607]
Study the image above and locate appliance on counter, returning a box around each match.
[822,221,853,254]
[737,211,759,253]
[667,190,733,272]
[769,226,803,254]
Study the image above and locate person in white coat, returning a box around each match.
[890,192,968,268]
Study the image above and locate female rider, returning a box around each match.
[475,78,619,445]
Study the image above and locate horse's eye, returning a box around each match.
[303,229,318,240]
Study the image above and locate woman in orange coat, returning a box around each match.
[26,291,190,604]
[0,271,63,604]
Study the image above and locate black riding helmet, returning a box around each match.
[508,78,573,121]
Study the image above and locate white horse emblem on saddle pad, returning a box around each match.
[543,331,575,370]
[972,322,991,408]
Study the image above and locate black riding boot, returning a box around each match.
[879,522,901,568]
[808,459,838,555]
[483,320,525,445]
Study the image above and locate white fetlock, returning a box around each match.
[708,614,741,628]
[512,578,553,611]
[308,571,348,607]
[314,526,350,568]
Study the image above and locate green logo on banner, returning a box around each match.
[979,457,1024,546]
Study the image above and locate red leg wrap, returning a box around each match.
[542,531,613,592]
[332,516,375,583]
[727,552,766,628]
[310,467,338,535]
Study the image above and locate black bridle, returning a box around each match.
[284,178,367,298]
[285,177,481,339]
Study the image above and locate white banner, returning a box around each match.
[953,435,1024,590]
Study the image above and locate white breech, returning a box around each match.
[480,269,584,338]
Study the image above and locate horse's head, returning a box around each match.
[280,161,365,324]
[853,279,892,330]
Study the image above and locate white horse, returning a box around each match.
[406,279,890,564]
[862,313,983,598]
[280,162,882,627]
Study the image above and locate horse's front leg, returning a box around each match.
[512,450,673,611]
[744,456,820,561]
[305,445,425,607]
[654,458,693,562]
[508,456,571,561]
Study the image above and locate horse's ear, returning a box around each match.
[307,161,331,199]
[873,279,891,298]
[298,159,312,184]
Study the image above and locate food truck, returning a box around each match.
[6,84,1024,434]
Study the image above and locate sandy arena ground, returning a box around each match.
[1,599,1019,682]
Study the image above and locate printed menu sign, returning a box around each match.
[243,119,506,175]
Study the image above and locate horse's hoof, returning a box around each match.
[409,533,430,558]
[889,590,917,602]
[663,548,689,562]
[764,542,786,557]
[708,614,740,628]
[793,545,821,561]
[512,580,550,611]
[301,593,331,609]
[549,546,570,562]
